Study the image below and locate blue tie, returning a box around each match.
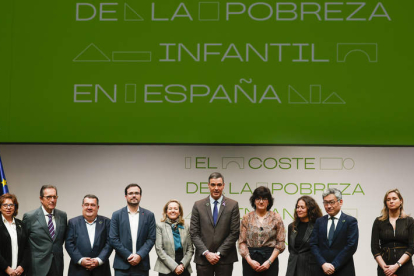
[328,216,335,246]
[213,200,218,225]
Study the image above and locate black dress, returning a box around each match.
[371,216,414,276]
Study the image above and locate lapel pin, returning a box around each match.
[222,201,226,206]
[342,220,345,223]
[99,221,103,224]
[206,203,210,206]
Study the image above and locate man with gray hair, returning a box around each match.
[310,188,359,276]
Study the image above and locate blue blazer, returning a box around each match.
[310,212,359,276]
[65,215,112,276]
[109,207,156,271]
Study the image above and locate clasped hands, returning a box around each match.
[174,264,185,275]
[81,258,99,270]
[322,263,335,275]
[206,252,221,265]
[382,264,398,276]
[6,266,24,276]
[248,259,271,272]
[127,253,142,266]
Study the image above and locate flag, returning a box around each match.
[0,155,9,195]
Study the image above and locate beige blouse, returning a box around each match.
[238,211,285,258]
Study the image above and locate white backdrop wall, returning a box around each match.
[0,144,413,276]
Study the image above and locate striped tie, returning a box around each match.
[47,213,55,240]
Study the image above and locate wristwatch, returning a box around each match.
[268,259,272,265]
[397,262,402,267]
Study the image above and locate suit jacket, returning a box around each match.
[109,206,156,271]
[22,207,67,276]
[286,222,318,276]
[65,215,113,276]
[190,196,240,265]
[310,212,359,276]
[0,218,30,276]
[154,222,194,274]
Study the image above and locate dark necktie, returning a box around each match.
[213,200,218,225]
[328,216,335,246]
[47,213,56,240]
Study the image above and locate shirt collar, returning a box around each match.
[84,217,98,226]
[1,214,15,225]
[127,206,140,214]
[42,205,54,216]
[331,210,342,220]
[210,195,224,205]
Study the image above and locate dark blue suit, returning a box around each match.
[310,212,359,276]
[109,207,155,275]
[65,215,112,276]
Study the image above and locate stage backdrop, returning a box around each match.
[1,0,413,144]
[0,144,413,275]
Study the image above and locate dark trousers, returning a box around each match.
[196,263,234,276]
[115,267,149,276]
[242,247,279,276]
[46,258,60,276]
[159,249,191,276]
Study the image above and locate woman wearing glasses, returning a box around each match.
[371,189,414,276]
[154,199,194,276]
[0,194,30,276]
[285,196,323,276]
[239,186,285,276]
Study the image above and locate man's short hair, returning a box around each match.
[124,183,142,196]
[322,188,342,201]
[208,172,224,183]
[82,194,99,205]
[40,185,57,197]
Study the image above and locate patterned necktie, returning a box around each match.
[47,213,56,240]
[213,200,218,225]
[328,216,335,246]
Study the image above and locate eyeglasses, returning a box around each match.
[323,200,338,206]
[255,198,269,202]
[43,196,58,200]
[127,192,140,196]
[1,204,15,208]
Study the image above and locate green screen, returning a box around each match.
[1,0,413,144]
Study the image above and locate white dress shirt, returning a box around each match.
[209,195,223,214]
[78,217,103,265]
[42,205,56,230]
[327,210,342,238]
[2,215,18,269]
[128,207,140,254]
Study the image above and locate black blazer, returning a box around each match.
[0,217,30,276]
[65,215,112,276]
[286,222,318,276]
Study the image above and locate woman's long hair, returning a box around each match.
[293,196,322,228]
[379,189,408,221]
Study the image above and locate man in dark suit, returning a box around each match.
[109,184,156,276]
[190,172,240,276]
[310,188,359,276]
[22,185,67,276]
[65,194,112,276]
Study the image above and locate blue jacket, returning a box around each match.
[109,206,156,271]
[65,215,112,276]
[310,212,359,276]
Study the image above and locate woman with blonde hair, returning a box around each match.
[154,199,194,276]
[371,189,414,276]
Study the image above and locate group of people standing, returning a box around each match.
[0,172,413,276]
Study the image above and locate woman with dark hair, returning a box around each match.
[285,196,323,276]
[0,194,30,276]
[154,199,194,276]
[371,189,414,276]
[239,186,285,276]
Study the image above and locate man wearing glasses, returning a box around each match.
[310,188,359,276]
[23,185,68,276]
[109,184,156,276]
[190,172,240,276]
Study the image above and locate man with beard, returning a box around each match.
[109,184,156,276]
